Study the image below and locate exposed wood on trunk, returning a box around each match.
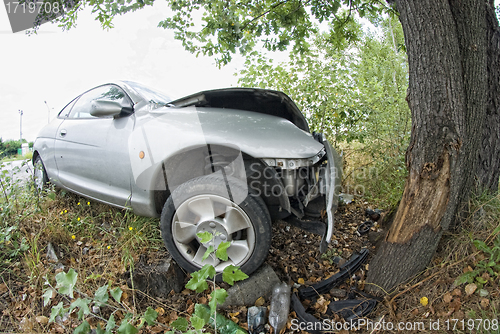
[387,152,449,243]
[366,0,489,294]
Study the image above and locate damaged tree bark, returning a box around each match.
[366,0,497,293]
[477,1,500,193]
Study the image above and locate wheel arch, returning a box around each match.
[149,144,290,218]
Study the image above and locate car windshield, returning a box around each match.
[124,81,172,106]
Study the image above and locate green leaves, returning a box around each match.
[74,320,91,334]
[55,268,78,298]
[216,241,230,261]
[143,307,158,326]
[70,298,91,320]
[222,265,248,285]
[202,245,215,261]
[197,231,213,244]
[171,317,189,331]
[110,286,123,303]
[186,264,215,292]
[94,284,109,305]
[49,301,67,323]
[42,287,54,307]
[117,313,138,334]
[190,314,206,330]
[194,303,211,324]
[209,288,228,313]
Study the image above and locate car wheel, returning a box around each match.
[160,174,271,275]
[33,155,49,193]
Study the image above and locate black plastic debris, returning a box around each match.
[327,299,378,322]
[298,248,369,299]
[291,293,324,334]
[356,221,374,236]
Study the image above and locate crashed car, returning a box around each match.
[33,81,342,275]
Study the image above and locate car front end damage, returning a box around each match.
[257,133,342,252]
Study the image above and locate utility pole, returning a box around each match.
[19,109,23,143]
[44,101,51,123]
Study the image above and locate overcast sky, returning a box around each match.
[0,1,244,142]
[2,2,499,142]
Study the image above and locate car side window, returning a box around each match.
[57,98,78,118]
[68,85,131,119]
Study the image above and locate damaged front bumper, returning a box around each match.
[320,135,342,252]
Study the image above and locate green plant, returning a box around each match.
[454,231,500,290]
[45,230,248,334]
[168,231,248,334]
[44,268,159,334]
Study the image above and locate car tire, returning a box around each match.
[33,155,49,193]
[160,174,271,276]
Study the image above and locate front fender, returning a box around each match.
[128,106,324,192]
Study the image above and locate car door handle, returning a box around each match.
[60,129,67,137]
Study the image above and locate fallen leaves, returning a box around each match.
[254,296,265,307]
[480,298,490,309]
[465,283,477,296]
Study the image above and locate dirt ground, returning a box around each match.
[1,196,498,333]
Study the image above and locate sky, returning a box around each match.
[1,2,499,142]
[0,1,244,142]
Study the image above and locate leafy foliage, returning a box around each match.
[45,269,158,333]
[175,231,248,333]
[238,15,410,207]
[454,231,500,289]
[39,0,395,66]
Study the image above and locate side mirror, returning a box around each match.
[90,100,132,117]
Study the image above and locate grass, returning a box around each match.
[0,169,164,332]
[1,152,33,163]
[383,191,500,333]
[0,162,498,333]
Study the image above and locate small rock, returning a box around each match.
[53,263,65,271]
[332,256,346,267]
[35,315,49,325]
[92,306,100,314]
[46,242,58,263]
[339,193,354,205]
[365,209,382,221]
[329,288,347,298]
[128,254,185,297]
[221,264,280,308]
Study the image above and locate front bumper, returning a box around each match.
[320,135,342,252]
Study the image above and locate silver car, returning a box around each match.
[33,81,342,275]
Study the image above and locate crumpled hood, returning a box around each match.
[168,88,309,132]
[128,106,323,189]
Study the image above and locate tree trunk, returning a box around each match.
[477,1,500,193]
[366,0,489,294]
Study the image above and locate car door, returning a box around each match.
[54,84,135,207]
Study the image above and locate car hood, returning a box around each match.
[129,106,323,189]
[168,88,309,132]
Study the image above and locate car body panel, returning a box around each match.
[128,106,324,194]
[321,136,342,251]
[168,87,309,132]
[54,115,135,207]
[33,81,341,250]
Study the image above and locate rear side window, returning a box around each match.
[68,85,131,119]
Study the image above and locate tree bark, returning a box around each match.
[366,0,489,294]
[477,1,500,193]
